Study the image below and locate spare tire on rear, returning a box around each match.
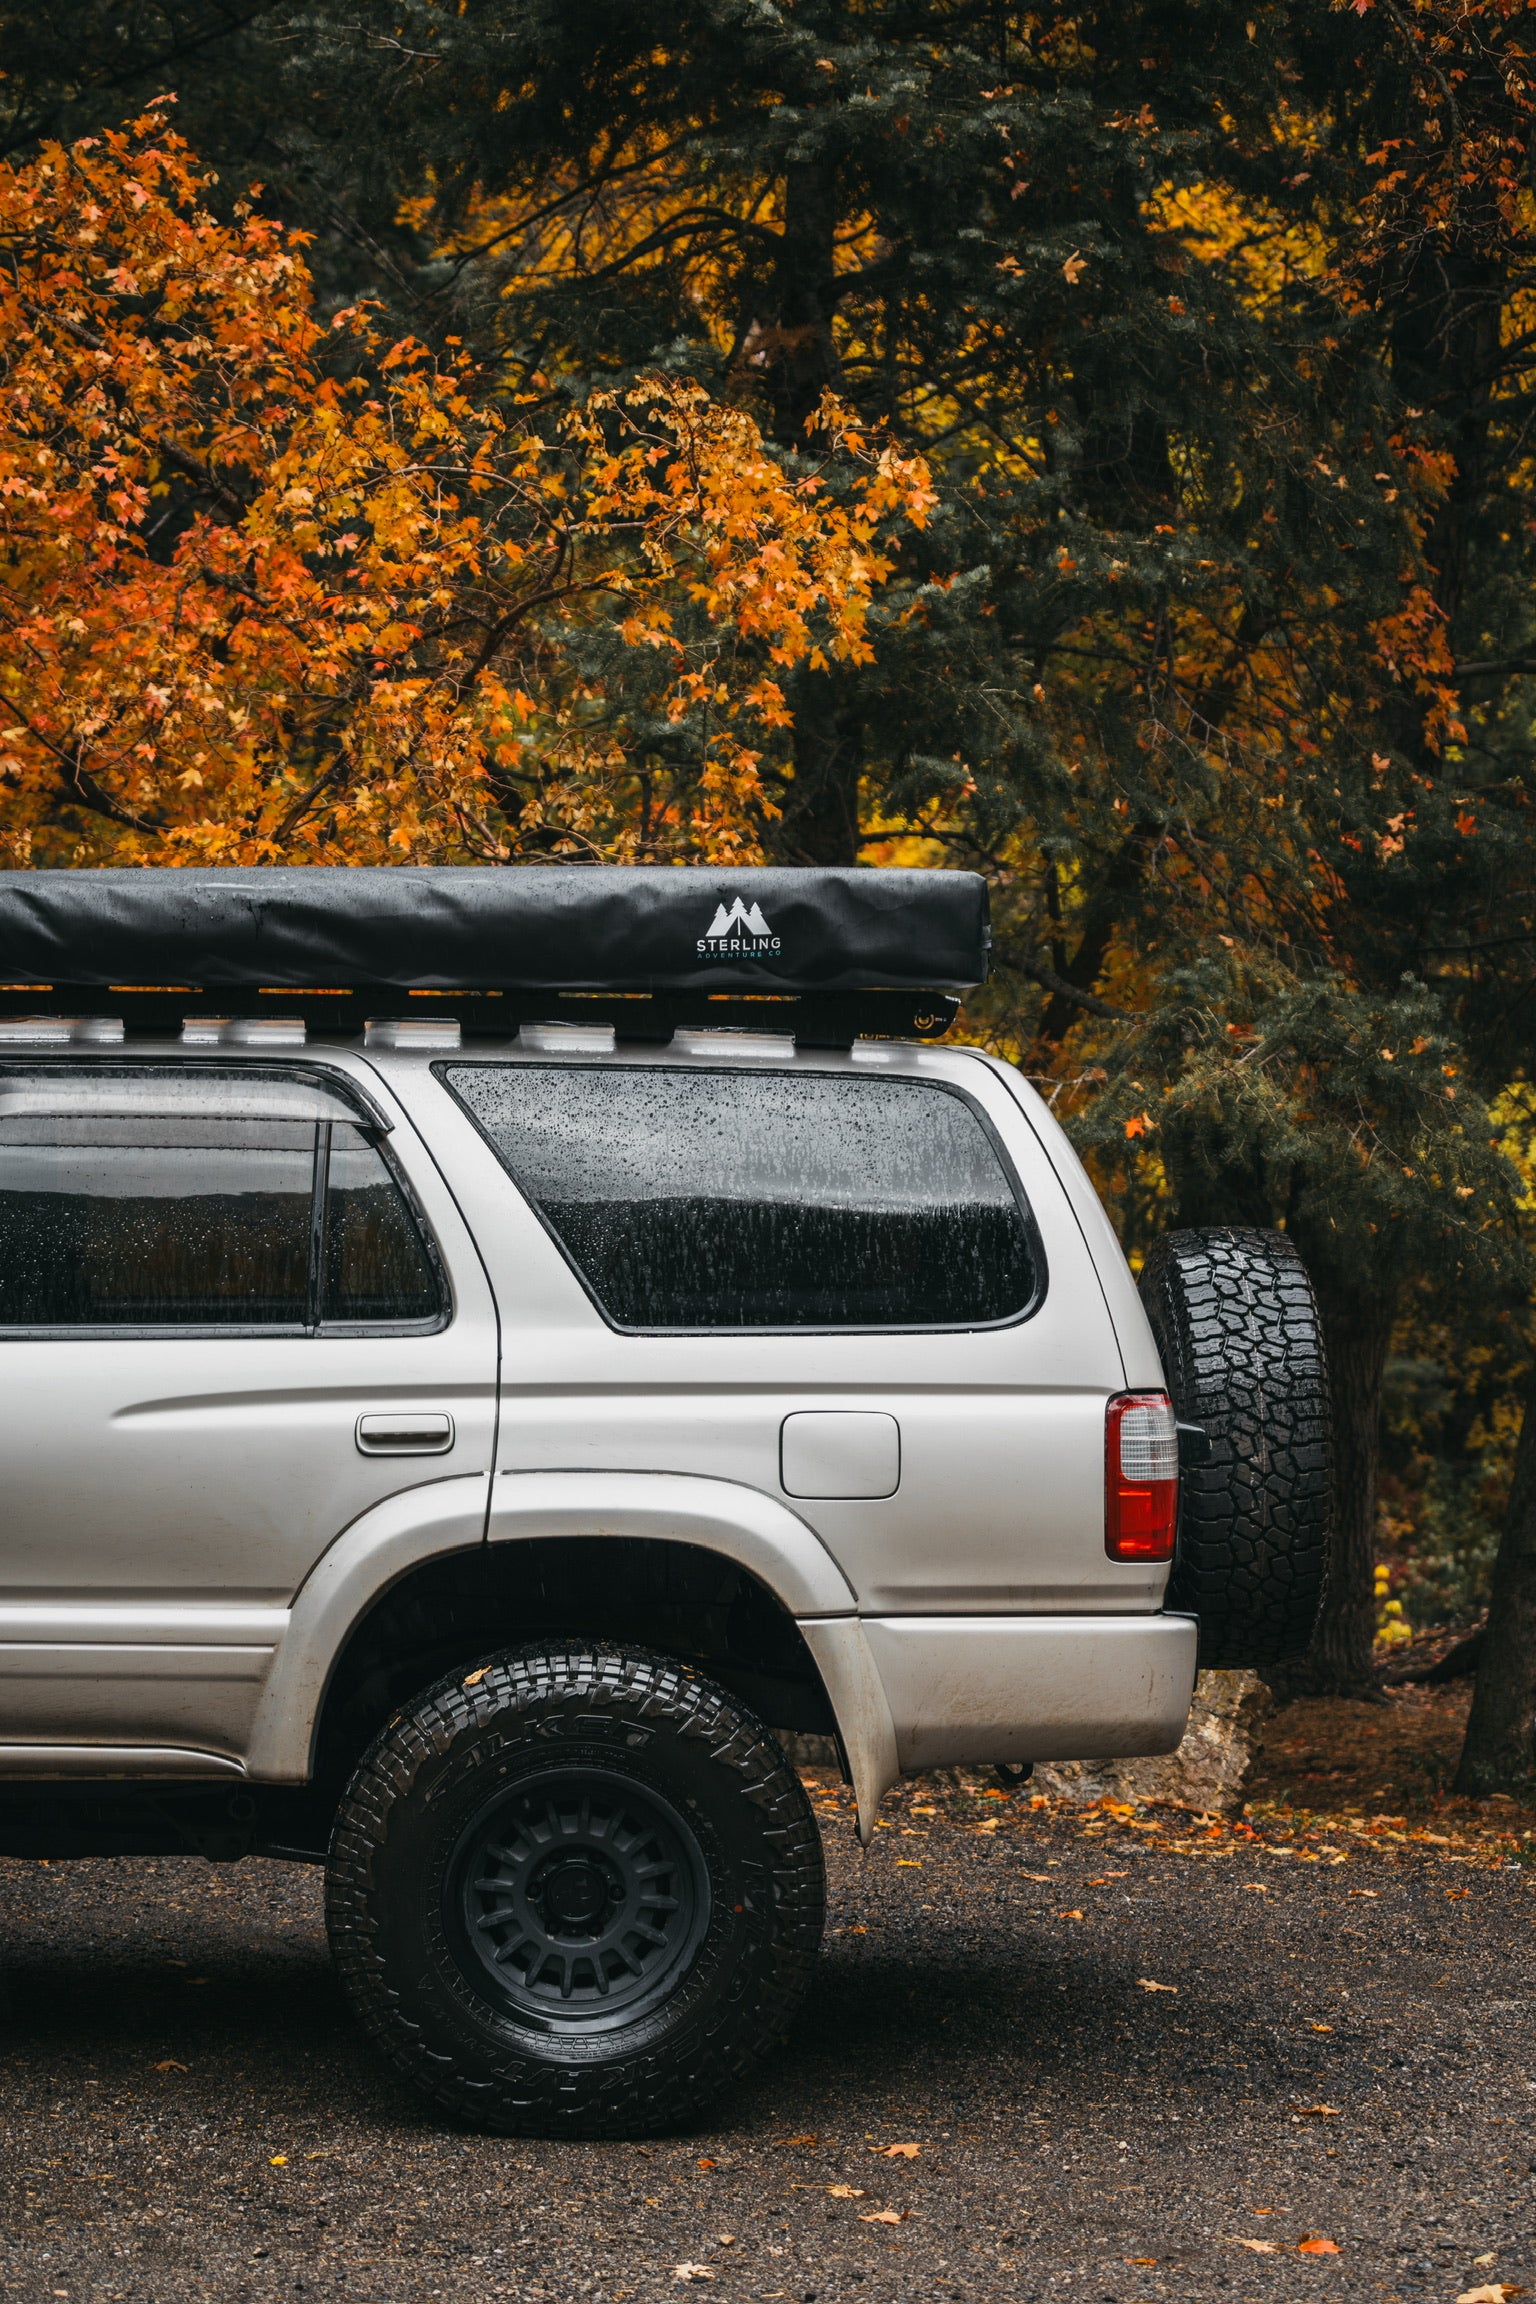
[1139,1227,1331,1670]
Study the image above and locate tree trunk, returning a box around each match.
[767,159,842,449]
[1454,1359,1536,1794]
[1280,1268,1396,1697]
[768,665,861,864]
[1032,820,1162,1049]
[757,152,860,866]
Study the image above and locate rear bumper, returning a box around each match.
[858,1612,1199,1771]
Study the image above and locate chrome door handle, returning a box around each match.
[356,1411,455,1456]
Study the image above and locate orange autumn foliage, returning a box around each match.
[0,115,934,868]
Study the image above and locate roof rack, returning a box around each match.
[0,985,960,1046]
[0,866,986,1048]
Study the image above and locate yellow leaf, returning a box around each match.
[877,2143,920,2158]
[860,2210,909,2225]
[1232,2239,1283,2254]
[1063,252,1088,283]
[269,2154,287,2166]
[1137,1979,1177,1993]
[828,2186,866,2199]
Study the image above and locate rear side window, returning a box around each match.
[0,1110,441,1332]
[323,1128,442,1323]
[441,1064,1042,1331]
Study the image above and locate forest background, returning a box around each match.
[3,0,1536,1786]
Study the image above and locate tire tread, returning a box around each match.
[325,1644,824,2137]
[1140,1227,1331,1669]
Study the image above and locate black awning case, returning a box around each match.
[0,867,988,995]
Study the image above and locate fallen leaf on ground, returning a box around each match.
[1456,2286,1524,2303]
[828,2186,866,2199]
[716,2236,736,2246]
[1297,2235,1341,2254]
[1126,2257,1159,2266]
[774,2135,819,2148]
[673,2267,714,2282]
[696,2158,717,2170]
[1475,2254,1498,2268]
[1297,2104,1342,2118]
[268,2155,287,2166]
[1309,2023,1333,2033]
[152,2059,187,2072]
[1138,1979,1178,1993]
[1243,1883,1271,1894]
[896,1859,923,1867]
[1232,2239,1283,2254]
[1058,1908,1085,1920]
[861,2210,909,2226]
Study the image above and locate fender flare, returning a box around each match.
[244,1470,869,1787]
[796,1616,900,1844]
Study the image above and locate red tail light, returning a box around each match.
[1105,1392,1179,1561]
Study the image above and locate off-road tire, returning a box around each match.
[325,1644,825,2137]
[1140,1228,1331,1670]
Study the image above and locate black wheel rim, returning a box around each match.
[447,1766,712,2035]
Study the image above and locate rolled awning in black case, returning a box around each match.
[0,866,988,995]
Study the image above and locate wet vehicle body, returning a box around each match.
[0,867,1326,2131]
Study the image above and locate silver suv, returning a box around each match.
[0,866,1329,2134]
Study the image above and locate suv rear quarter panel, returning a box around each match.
[375,1042,1164,1619]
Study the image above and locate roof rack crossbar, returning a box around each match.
[0,985,962,1047]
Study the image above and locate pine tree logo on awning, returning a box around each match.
[698,894,781,956]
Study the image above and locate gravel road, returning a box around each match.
[1,1777,1531,2304]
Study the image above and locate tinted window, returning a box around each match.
[0,1105,443,1331]
[442,1064,1040,1330]
[323,1125,440,1322]
[0,1116,314,1327]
